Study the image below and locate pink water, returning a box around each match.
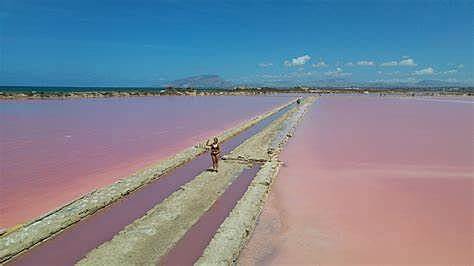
[8,102,289,266]
[240,95,473,265]
[0,95,292,228]
[163,165,261,265]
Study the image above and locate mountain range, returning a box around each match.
[164,75,233,88]
[163,75,471,89]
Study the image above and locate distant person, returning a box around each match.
[206,137,221,172]
[296,98,302,104]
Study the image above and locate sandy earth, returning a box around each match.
[239,95,473,265]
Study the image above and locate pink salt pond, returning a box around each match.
[0,95,292,228]
[240,95,473,265]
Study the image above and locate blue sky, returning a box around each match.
[1,0,472,86]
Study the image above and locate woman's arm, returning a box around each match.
[205,139,213,149]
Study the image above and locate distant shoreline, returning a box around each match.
[0,87,472,100]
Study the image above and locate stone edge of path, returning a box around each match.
[0,98,297,263]
[76,97,309,265]
[76,161,250,266]
[195,97,315,266]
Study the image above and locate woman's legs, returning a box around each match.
[211,154,218,171]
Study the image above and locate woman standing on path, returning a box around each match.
[206,137,220,172]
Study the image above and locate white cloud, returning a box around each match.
[312,61,328,68]
[258,62,273,68]
[399,58,417,66]
[325,67,352,77]
[346,60,375,67]
[443,69,458,74]
[380,61,398,67]
[457,64,464,69]
[413,67,435,75]
[381,58,417,67]
[402,55,410,59]
[356,60,375,66]
[284,55,311,67]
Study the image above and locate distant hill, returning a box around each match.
[305,79,470,88]
[309,78,352,87]
[413,80,466,87]
[165,75,233,88]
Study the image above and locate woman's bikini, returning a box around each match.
[211,143,219,155]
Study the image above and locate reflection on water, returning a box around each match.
[240,95,473,265]
[0,96,292,228]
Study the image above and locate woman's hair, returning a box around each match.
[213,137,218,143]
